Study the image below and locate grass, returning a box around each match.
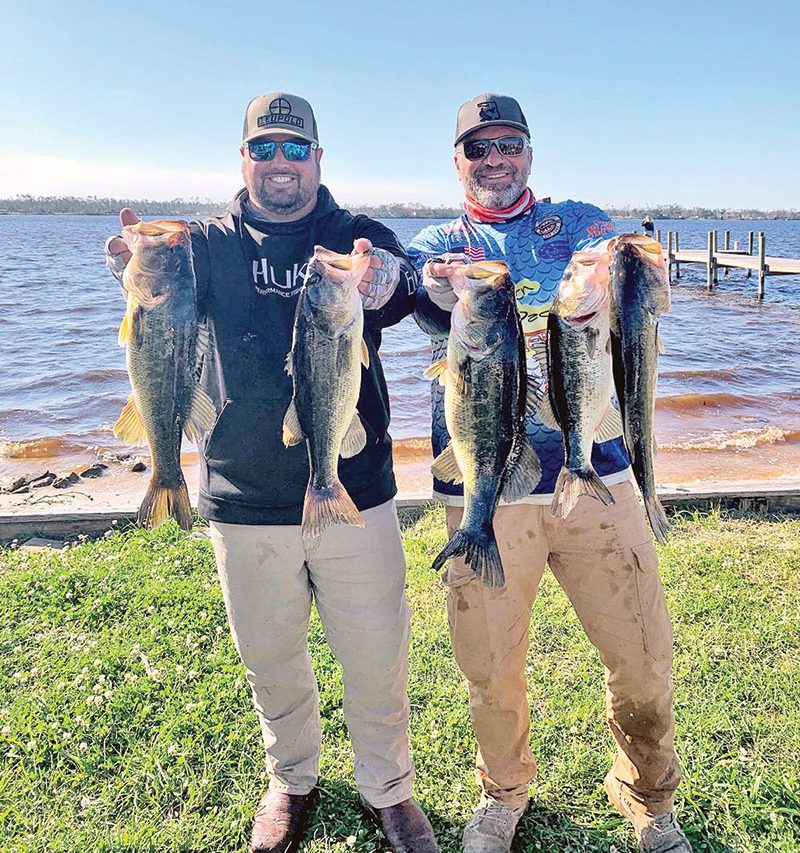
[1,507,799,852]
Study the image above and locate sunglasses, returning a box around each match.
[459,135,530,161]
[247,139,318,162]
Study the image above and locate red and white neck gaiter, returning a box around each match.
[463,187,536,223]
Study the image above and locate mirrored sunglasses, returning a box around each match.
[247,139,318,162]
[460,136,529,161]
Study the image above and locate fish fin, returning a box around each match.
[360,339,370,369]
[113,396,147,445]
[525,371,544,417]
[192,324,211,384]
[657,334,666,355]
[431,527,505,589]
[644,494,670,544]
[118,292,143,346]
[284,351,294,376]
[340,412,367,459]
[423,357,449,385]
[502,438,541,502]
[586,331,597,360]
[184,385,217,442]
[431,442,463,484]
[451,362,472,396]
[138,477,193,532]
[595,404,624,443]
[302,480,364,540]
[537,391,561,430]
[282,400,304,447]
[550,468,615,519]
[118,304,133,346]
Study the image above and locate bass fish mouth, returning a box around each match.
[609,234,664,267]
[124,219,191,249]
[309,246,372,285]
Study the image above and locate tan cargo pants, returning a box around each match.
[444,480,680,817]
[209,499,414,808]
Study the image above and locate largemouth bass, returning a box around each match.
[114,220,215,530]
[282,247,372,541]
[544,250,623,519]
[608,234,671,543]
[426,261,541,588]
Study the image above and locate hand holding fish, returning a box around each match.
[351,238,401,310]
[105,208,140,268]
[422,253,468,312]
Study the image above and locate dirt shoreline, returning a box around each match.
[2,445,800,520]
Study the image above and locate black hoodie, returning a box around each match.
[189,185,416,524]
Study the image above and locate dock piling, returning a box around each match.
[758,232,766,299]
[724,230,731,277]
[747,231,754,278]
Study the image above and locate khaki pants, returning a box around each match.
[209,499,414,808]
[444,481,680,817]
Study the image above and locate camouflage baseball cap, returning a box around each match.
[243,92,319,144]
[455,93,529,145]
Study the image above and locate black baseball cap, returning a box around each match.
[455,93,530,146]
[243,92,319,145]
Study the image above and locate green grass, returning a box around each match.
[1,508,799,852]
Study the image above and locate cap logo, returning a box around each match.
[478,101,500,121]
[257,97,305,130]
[269,97,292,116]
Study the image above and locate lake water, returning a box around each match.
[1,213,798,486]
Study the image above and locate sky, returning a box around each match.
[1,0,798,209]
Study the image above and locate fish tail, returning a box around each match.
[302,480,364,540]
[550,468,615,519]
[644,493,670,544]
[138,477,193,531]
[432,527,505,589]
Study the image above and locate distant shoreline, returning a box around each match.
[2,197,799,220]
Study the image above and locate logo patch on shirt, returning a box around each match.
[538,240,571,261]
[586,220,615,238]
[534,216,562,239]
[463,245,486,262]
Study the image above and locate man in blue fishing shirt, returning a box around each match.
[408,93,690,853]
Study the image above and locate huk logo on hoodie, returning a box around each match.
[252,259,309,297]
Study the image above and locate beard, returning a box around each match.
[250,164,321,215]
[464,163,529,209]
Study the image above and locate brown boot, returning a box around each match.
[359,796,439,852]
[248,789,315,853]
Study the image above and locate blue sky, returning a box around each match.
[1,0,798,208]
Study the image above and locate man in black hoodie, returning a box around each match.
[106,92,437,853]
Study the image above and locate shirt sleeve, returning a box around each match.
[352,216,416,329]
[407,225,455,336]
[568,203,617,253]
[188,220,211,314]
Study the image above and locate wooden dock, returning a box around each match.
[660,228,800,299]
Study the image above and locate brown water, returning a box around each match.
[1,215,798,489]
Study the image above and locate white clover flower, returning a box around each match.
[80,797,92,810]
[26,740,36,751]
[93,659,102,667]
[167,744,178,756]
[234,679,244,690]
[2,725,11,736]
[79,742,88,752]
[13,645,22,654]
[346,835,357,847]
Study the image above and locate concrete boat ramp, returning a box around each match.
[2,480,798,545]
